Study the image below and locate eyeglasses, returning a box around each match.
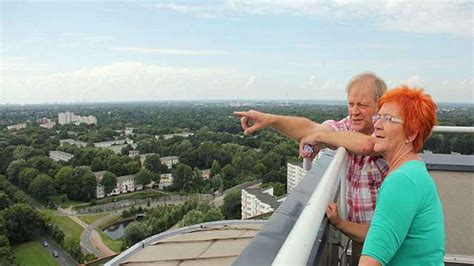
[372,114,404,124]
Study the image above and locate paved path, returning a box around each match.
[73,213,120,258]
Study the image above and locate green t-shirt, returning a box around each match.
[361,160,445,265]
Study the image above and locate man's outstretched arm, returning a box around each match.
[233,109,332,141]
[300,130,377,156]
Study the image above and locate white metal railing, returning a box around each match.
[272,147,348,265]
[433,126,474,133]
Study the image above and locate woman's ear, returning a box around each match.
[407,132,418,143]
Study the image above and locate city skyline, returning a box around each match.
[1,1,473,104]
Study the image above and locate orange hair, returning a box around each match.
[379,85,437,153]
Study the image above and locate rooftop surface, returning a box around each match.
[106,220,264,266]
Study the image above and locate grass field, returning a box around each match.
[13,242,59,266]
[42,210,84,239]
[98,231,123,253]
[79,213,109,225]
[51,196,86,208]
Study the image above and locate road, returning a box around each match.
[37,235,77,266]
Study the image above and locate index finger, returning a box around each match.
[233,111,247,118]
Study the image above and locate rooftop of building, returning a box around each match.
[106,220,264,266]
[243,187,281,209]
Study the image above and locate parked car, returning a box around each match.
[42,241,49,247]
[52,250,59,258]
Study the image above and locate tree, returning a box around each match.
[134,169,156,187]
[29,174,55,202]
[18,168,39,190]
[262,182,286,197]
[100,172,117,195]
[26,155,53,173]
[125,161,140,175]
[0,235,15,264]
[211,174,223,192]
[75,167,97,201]
[210,160,221,178]
[123,222,149,247]
[180,210,205,226]
[1,204,43,244]
[63,236,83,262]
[143,154,166,174]
[6,159,27,184]
[204,208,224,222]
[90,157,106,172]
[0,193,11,211]
[222,190,241,219]
[54,166,75,196]
[13,145,45,160]
[171,163,193,191]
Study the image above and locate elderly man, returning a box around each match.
[234,72,389,265]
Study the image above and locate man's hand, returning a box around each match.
[326,203,343,227]
[299,133,322,160]
[233,110,271,135]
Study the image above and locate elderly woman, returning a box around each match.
[300,85,445,265]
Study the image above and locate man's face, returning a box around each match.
[347,85,378,134]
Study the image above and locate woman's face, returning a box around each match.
[373,101,406,157]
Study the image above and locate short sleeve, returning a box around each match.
[321,116,351,132]
[361,172,420,265]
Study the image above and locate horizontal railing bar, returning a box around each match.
[433,126,474,133]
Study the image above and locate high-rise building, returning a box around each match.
[287,162,307,193]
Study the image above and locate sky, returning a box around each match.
[0,0,473,104]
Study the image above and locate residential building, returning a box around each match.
[49,150,74,162]
[58,111,97,125]
[287,151,325,193]
[140,154,179,170]
[6,123,27,131]
[158,173,173,189]
[155,132,194,140]
[128,150,140,158]
[160,156,179,169]
[37,117,56,129]
[201,169,211,180]
[93,138,132,148]
[287,162,307,193]
[104,143,137,154]
[241,185,281,220]
[59,139,88,148]
[94,171,141,199]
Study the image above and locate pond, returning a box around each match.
[102,220,133,240]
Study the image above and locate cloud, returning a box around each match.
[111,46,229,55]
[151,1,473,38]
[1,62,246,103]
[387,75,473,103]
[244,75,255,89]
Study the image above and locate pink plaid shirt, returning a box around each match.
[323,117,388,224]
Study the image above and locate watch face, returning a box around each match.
[304,144,313,153]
